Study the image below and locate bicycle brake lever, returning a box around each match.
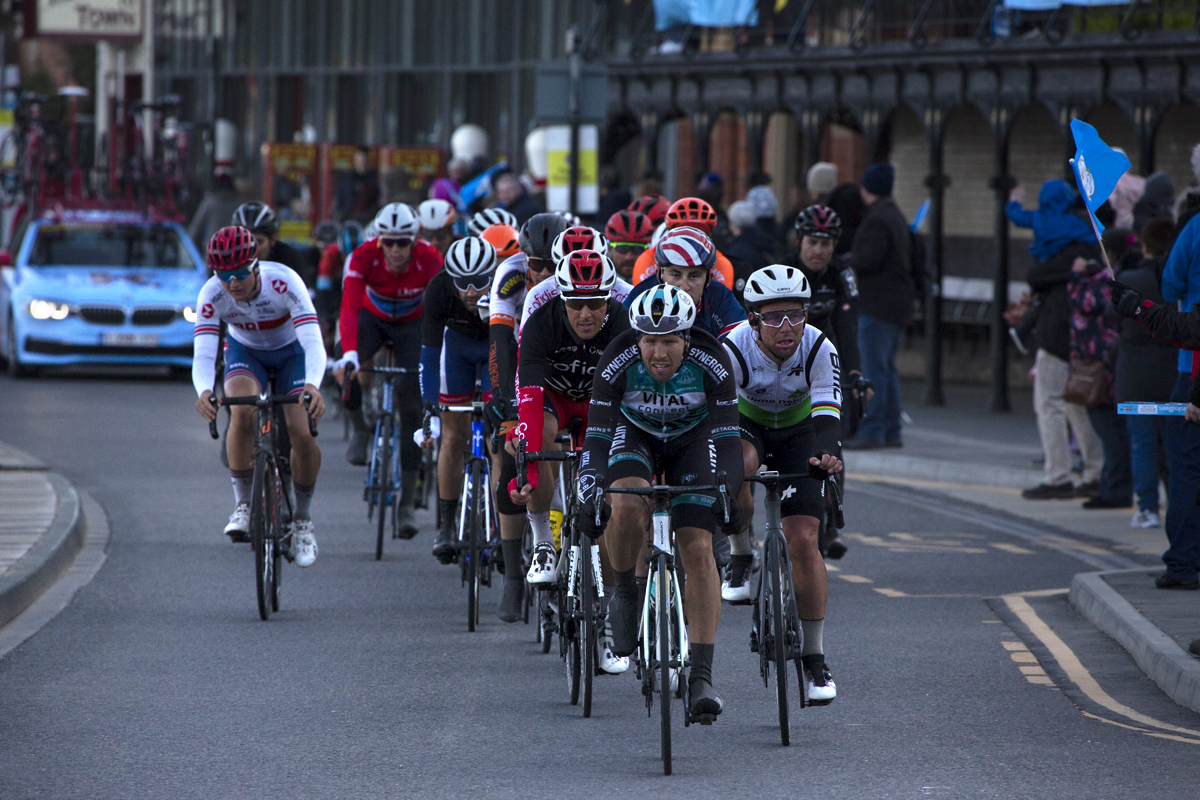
[303,391,319,437]
[716,470,730,524]
[829,476,845,529]
[208,395,219,440]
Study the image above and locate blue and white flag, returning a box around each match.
[1069,118,1130,235]
[654,0,759,30]
[457,161,508,215]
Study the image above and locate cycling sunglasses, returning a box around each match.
[453,273,493,292]
[757,309,807,328]
[564,297,608,311]
[611,242,648,255]
[527,257,554,273]
[379,237,414,249]
[216,263,257,283]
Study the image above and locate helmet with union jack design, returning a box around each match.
[207,226,259,272]
[551,225,608,263]
[653,226,717,270]
[555,249,616,299]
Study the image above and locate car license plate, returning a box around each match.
[102,332,160,347]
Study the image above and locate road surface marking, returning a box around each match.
[991,542,1036,555]
[838,574,873,583]
[1080,711,1200,746]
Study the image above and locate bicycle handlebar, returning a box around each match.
[743,470,844,529]
[207,392,318,439]
[594,471,731,527]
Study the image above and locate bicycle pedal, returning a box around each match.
[695,713,716,726]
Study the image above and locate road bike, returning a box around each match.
[745,469,843,745]
[437,379,499,632]
[595,473,731,776]
[521,427,573,654]
[209,390,318,621]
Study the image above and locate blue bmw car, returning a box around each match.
[0,210,208,376]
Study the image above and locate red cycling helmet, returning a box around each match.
[555,249,616,299]
[207,226,259,272]
[629,195,671,227]
[665,197,718,233]
[795,205,842,241]
[551,225,609,263]
[605,210,655,245]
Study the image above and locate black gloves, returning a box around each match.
[1107,280,1147,318]
[577,495,611,540]
[485,397,515,428]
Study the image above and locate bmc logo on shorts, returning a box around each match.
[272,279,288,294]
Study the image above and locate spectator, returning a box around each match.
[188,172,244,252]
[843,163,913,450]
[494,172,544,227]
[724,200,773,302]
[335,145,381,225]
[634,171,664,200]
[746,173,779,243]
[1167,145,1200,255]
[1115,218,1177,527]
[430,158,469,206]
[826,182,865,257]
[1156,176,1200,589]
[1109,162,1145,231]
[1067,252,1131,509]
[1006,179,1096,261]
[806,162,839,205]
[696,171,732,251]
[1133,171,1176,235]
[598,165,632,223]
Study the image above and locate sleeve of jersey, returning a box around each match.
[715,286,747,335]
[287,273,328,387]
[809,337,843,422]
[191,283,220,397]
[579,350,623,503]
[338,253,368,354]
[708,348,744,498]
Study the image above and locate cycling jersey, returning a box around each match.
[420,270,491,405]
[339,237,443,355]
[624,278,747,338]
[316,243,345,291]
[488,251,538,405]
[191,261,326,396]
[264,240,317,288]
[518,275,633,338]
[721,321,841,429]
[793,253,861,375]
[631,247,735,289]
[512,298,632,487]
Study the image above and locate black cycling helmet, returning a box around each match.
[518,212,569,261]
[231,201,279,236]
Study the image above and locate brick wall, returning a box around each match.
[890,107,927,222]
[942,106,996,239]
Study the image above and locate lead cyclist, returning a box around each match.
[720,265,843,705]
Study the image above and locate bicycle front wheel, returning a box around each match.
[465,459,483,632]
[375,416,392,561]
[250,451,274,621]
[581,541,596,718]
[657,556,673,775]
[768,536,790,746]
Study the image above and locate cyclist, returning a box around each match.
[417,198,458,257]
[605,209,655,282]
[720,265,843,705]
[232,201,314,287]
[415,237,498,560]
[468,207,518,237]
[630,198,735,289]
[315,220,363,350]
[628,194,670,228]
[192,226,326,567]
[625,226,746,339]
[578,284,744,719]
[480,222,521,262]
[334,201,442,533]
[519,225,631,328]
[485,212,570,603]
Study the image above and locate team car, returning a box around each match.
[0,210,208,376]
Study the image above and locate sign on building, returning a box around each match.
[34,0,144,39]
[545,125,598,214]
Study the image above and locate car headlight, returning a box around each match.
[27,299,71,320]
[182,306,198,323]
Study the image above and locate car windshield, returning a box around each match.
[27,224,194,269]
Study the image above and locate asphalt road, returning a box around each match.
[1,372,1199,799]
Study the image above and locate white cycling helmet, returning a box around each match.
[649,221,668,250]
[443,237,498,280]
[551,225,609,264]
[374,202,420,237]
[468,208,518,236]
[554,249,616,300]
[418,199,456,232]
[557,211,582,227]
[743,265,811,308]
[628,284,697,335]
[364,220,379,240]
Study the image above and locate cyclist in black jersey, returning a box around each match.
[232,201,316,287]
[578,284,743,719]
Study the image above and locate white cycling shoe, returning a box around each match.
[598,632,629,675]
[801,655,836,705]
[224,503,250,542]
[290,519,318,568]
[526,543,557,585]
[721,554,754,604]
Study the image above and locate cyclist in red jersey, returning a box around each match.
[334,203,443,523]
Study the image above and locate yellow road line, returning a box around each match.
[1003,593,1200,739]
[1080,711,1200,746]
[850,473,1024,495]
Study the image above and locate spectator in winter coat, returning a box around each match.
[725,200,775,303]
[1109,169,1145,231]
[1133,172,1176,235]
[826,182,865,258]
[807,162,839,206]
[1006,179,1096,262]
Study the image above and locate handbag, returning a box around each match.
[1063,358,1108,406]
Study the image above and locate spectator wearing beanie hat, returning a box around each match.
[725,199,776,303]
[807,162,839,205]
[846,162,914,450]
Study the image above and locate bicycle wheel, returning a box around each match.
[656,556,673,775]
[271,495,283,613]
[465,459,483,632]
[566,588,581,705]
[366,418,382,518]
[768,536,790,746]
[374,415,392,561]
[389,419,402,541]
[250,451,274,621]
[581,540,596,718]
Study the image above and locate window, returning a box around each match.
[28,225,194,269]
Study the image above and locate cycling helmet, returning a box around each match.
[605,210,655,245]
[340,220,364,254]
[418,198,456,232]
[231,201,279,236]
[628,195,670,227]
[551,225,609,264]
[743,265,811,309]
[649,222,668,250]
[313,220,340,246]
[374,202,420,237]
[518,213,569,260]
[443,237,498,279]
[207,226,259,272]
[555,249,616,300]
[557,211,582,227]
[468,208,518,236]
[629,283,697,335]
[481,223,521,260]
[654,226,717,270]
[364,220,379,240]
[795,205,842,241]
[665,197,718,233]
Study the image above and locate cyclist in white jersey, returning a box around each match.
[193,226,326,567]
[720,265,842,704]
